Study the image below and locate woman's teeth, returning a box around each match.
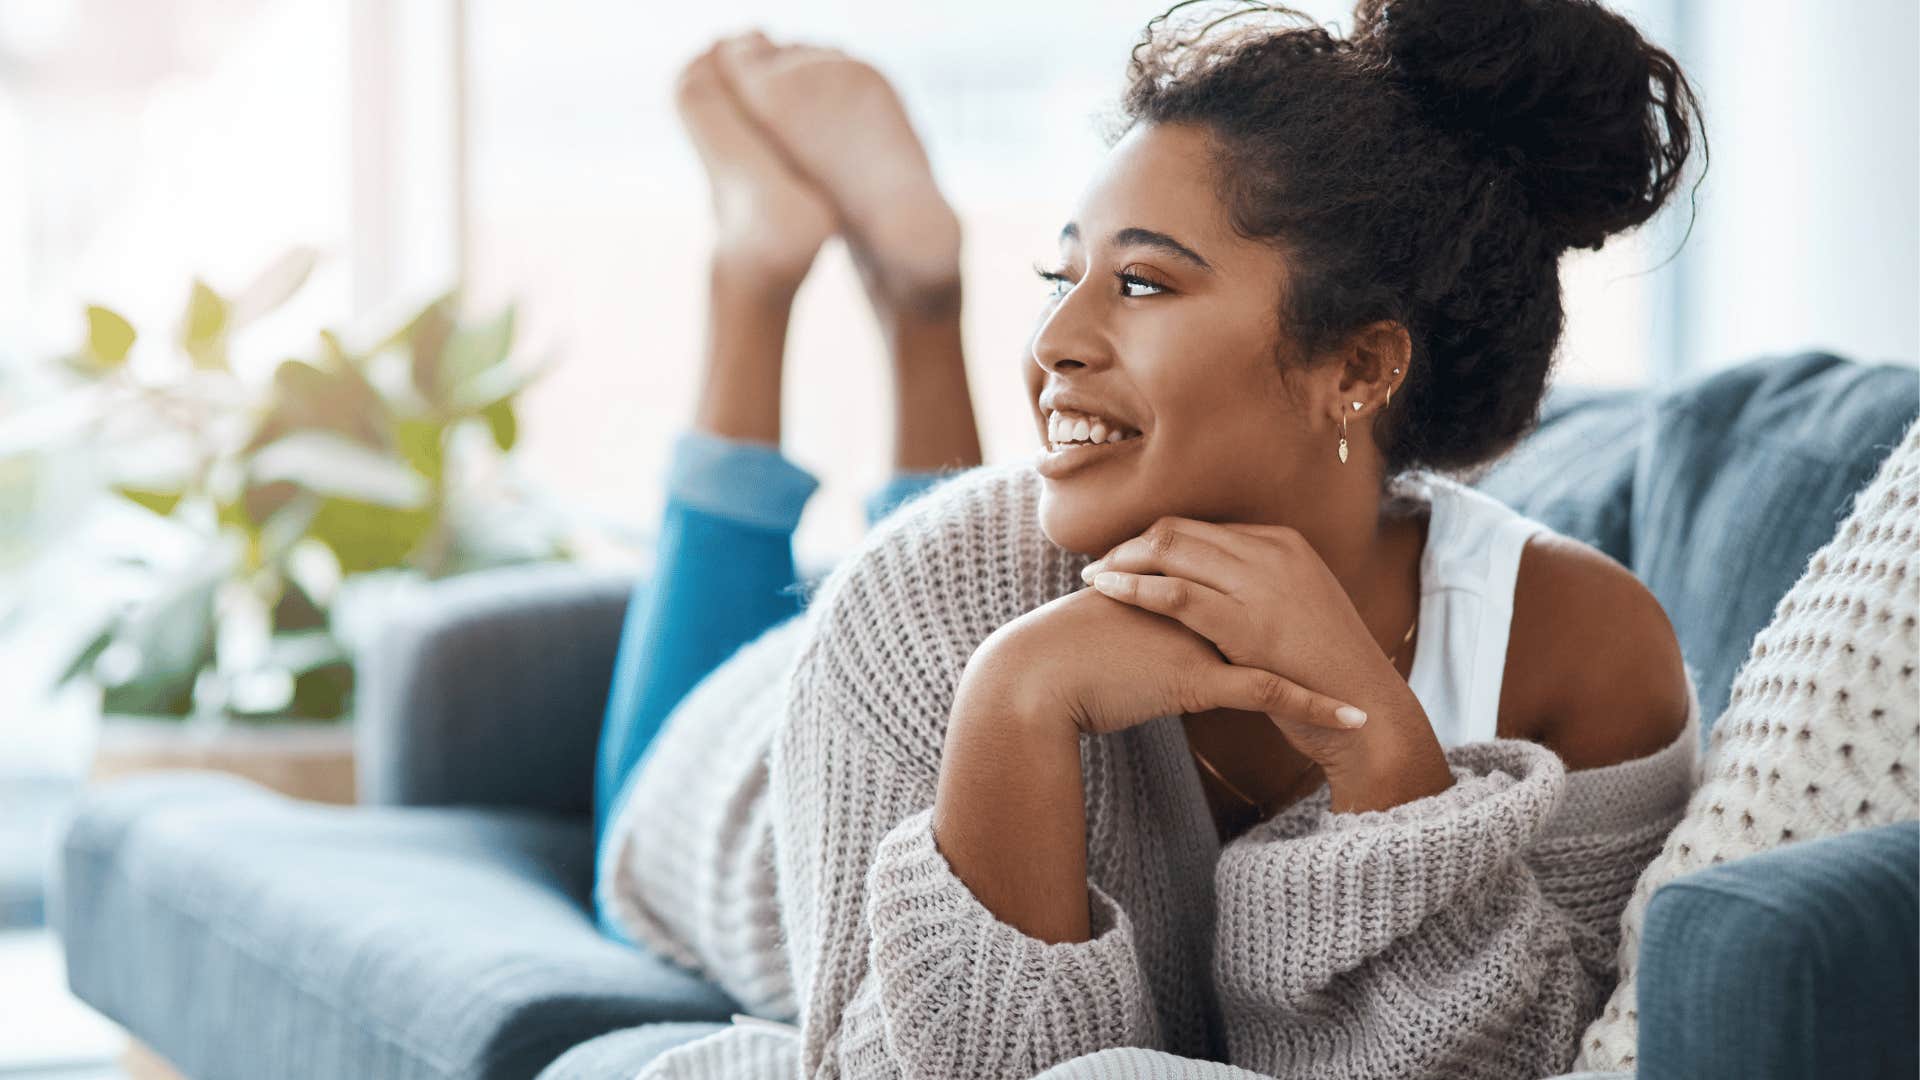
[1047,409,1142,448]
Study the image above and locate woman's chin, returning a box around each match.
[1036,489,1137,558]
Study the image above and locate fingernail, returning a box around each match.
[1093,571,1121,590]
[1081,561,1103,583]
[1335,705,1368,728]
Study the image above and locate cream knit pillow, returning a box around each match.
[1572,414,1920,1072]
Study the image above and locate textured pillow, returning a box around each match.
[1572,413,1920,1072]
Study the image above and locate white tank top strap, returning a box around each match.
[1395,470,1555,748]
[1460,513,1553,743]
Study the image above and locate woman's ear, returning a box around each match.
[1337,320,1412,415]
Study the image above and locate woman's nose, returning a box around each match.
[1029,291,1110,375]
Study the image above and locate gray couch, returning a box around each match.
[55,352,1919,1079]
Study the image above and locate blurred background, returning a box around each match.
[0,0,1914,1074]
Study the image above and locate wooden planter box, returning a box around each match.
[88,714,357,805]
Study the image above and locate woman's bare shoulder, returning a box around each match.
[1505,531,1693,770]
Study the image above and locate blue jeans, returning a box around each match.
[591,429,956,939]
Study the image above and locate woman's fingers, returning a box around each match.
[1087,570,1235,643]
[1082,517,1247,595]
[1204,663,1369,731]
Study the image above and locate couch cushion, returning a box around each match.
[1629,352,1919,730]
[1475,380,1649,566]
[56,772,738,1080]
[1636,822,1919,1080]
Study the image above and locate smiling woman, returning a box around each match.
[594,2,1708,1078]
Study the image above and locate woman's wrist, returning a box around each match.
[1325,741,1454,813]
[1320,685,1454,813]
[934,663,1094,944]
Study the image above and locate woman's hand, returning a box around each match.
[962,586,1367,740]
[939,585,1362,944]
[1081,516,1453,811]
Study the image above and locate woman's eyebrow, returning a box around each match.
[1057,222,1215,273]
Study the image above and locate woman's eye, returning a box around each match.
[1032,262,1072,300]
[1115,271,1165,298]
[1032,262,1166,300]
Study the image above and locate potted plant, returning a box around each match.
[32,250,570,802]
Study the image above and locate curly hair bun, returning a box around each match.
[1353,0,1699,251]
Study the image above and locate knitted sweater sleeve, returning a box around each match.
[1208,677,1702,1080]
[768,469,1162,1078]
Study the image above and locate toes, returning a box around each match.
[673,44,727,111]
[675,47,762,155]
[715,28,778,77]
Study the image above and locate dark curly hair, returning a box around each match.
[1112,0,1706,483]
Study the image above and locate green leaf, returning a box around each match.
[307,497,436,574]
[100,544,229,706]
[114,485,184,517]
[255,491,321,564]
[249,431,430,508]
[407,299,456,408]
[180,280,231,371]
[393,419,446,482]
[318,328,349,366]
[230,247,318,327]
[251,357,388,449]
[443,306,515,391]
[449,360,544,413]
[316,328,378,381]
[86,305,136,367]
[370,290,457,356]
[480,398,517,452]
[53,625,117,688]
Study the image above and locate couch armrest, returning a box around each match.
[355,563,640,816]
[1636,821,1919,1080]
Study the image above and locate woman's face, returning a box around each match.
[1025,120,1325,556]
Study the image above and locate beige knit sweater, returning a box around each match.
[598,461,1701,1080]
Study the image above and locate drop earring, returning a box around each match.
[1338,400,1361,463]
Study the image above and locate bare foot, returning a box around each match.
[674,35,837,291]
[718,39,963,319]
